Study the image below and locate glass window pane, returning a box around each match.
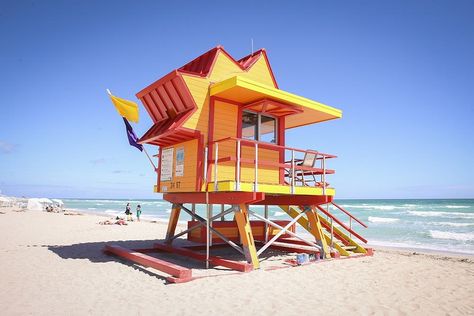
[260,115,276,143]
[242,111,258,140]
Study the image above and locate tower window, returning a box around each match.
[242,111,277,143]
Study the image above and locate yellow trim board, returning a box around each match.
[210,76,342,128]
[206,181,335,196]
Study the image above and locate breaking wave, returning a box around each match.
[445,205,471,209]
[368,216,400,223]
[429,230,474,241]
[338,204,397,210]
[407,211,474,219]
[428,222,474,227]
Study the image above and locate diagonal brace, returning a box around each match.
[179,205,244,255]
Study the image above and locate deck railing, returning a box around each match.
[206,137,337,194]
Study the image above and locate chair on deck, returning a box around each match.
[285,151,330,188]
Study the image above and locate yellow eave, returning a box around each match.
[209,76,342,128]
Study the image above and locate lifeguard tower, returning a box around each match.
[105,46,372,282]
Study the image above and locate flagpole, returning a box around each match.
[107,88,155,171]
[142,146,157,171]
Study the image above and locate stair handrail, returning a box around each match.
[331,202,368,228]
[315,205,367,244]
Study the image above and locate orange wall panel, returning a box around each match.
[159,139,198,193]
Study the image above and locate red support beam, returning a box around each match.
[163,192,265,205]
[252,194,332,206]
[104,245,192,282]
[154,242,253,272]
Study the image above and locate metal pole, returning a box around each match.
[204,146,210,269]
[322,155,326,195]
[254,143,258,192]
[142,147,158,171]
[214,142,219,191]
[192,203,196,222]
[209,204,213,247]
[236,139,241,190]
[264,205,269,243]
[221,204,225,221]
[291,150,295,194]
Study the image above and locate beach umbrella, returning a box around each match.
[0,196,10,207]
[52,199,64,206]
[38,198,53,204]
[27,198,43,211]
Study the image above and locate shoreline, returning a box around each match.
[11,206,474,259]
[74,208,474,258]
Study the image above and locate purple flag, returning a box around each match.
[123,117,143,152]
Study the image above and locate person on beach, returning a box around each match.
[136,204,141,222]
[125,203,132,221]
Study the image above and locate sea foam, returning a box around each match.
[338,204,397,210]
[428,222,474,227]
[368,216,400,223]
[429,230,474,241]
[407,211,474,219]
[446,205,471,209]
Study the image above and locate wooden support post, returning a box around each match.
[279,205,330,258]
[305,206,331,259]
[165,203,181,242]
[234,204,260,269]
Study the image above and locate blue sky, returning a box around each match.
[0,0,473,199]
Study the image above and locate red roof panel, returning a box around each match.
[178,46,220,77]
[237,49,265,69]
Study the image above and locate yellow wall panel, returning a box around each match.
[208,52,243,83]
[181,75,211,140]
[239,57,276,88]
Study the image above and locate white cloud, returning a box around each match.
[0,141,16,154]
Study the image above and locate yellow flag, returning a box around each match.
[109,94,139,123]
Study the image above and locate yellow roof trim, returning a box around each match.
[210,76,342,127]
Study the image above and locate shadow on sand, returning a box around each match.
[44,239,292,282]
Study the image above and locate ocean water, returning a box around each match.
[62,198,474,255]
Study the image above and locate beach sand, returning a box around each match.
[0,207,473,315]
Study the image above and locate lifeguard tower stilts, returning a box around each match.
[105,46,372,282]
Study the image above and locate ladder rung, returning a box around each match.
[342,246,357,250]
